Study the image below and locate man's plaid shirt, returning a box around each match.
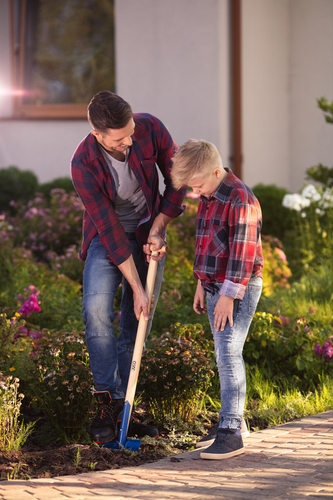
[71,113,185,266]
[194,169,264,299]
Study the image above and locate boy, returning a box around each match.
[171,139,264,460]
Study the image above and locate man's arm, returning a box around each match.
[118,254,149,321]
[143,212,171,261]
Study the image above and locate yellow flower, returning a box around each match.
[15,312,21,317]
[9,367,15,371]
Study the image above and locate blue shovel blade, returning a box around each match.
[101,401,141,451]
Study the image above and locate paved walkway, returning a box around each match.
[1,410,333,500]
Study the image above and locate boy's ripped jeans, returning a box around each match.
[206,277,262,430]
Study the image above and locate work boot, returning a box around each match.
[128,421,159,438]
[90,391,124,444]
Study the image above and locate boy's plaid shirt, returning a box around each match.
[71,113,185,266]
[194,169,264,299]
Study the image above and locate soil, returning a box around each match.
[0,412,198,481]
[0,440,173,481]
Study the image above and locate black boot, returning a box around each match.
[90,391,124,444]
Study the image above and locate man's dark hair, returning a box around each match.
[87,91,133,132]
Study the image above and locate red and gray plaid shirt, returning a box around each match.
[194,169,264,299]
[71,113,185,266]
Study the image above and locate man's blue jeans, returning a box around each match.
[206,277,262,430]
[82,234,165,399]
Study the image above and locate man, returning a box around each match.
[71,91,185,443]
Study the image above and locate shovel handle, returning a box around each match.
[118,246,165,446]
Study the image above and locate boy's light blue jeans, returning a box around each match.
[206,277,262,430]
[82,234,164,399]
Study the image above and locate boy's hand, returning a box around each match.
[214,295,234,331]
[193,281,207,315]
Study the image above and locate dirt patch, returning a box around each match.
[0,440,174,480]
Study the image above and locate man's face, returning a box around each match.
[92,118,135,157]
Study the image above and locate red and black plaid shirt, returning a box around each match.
[71,113,185,266]
[194,169,264,299]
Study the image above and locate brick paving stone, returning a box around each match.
[0,412,332,500]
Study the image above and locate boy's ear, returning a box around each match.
[214,168,223,179]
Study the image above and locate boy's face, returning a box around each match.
[187,167,225,198]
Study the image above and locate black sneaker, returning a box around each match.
[200,428,244,460]
[196,419,249,448]
[90,391,124,444]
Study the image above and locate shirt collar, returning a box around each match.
[200,168,234,204]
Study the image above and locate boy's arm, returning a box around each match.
[193,280,207,315]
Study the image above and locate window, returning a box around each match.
[11,0,115,119]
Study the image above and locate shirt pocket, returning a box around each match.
[207,223,229,257]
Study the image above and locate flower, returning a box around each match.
[301,184,321,202]
[282,193,310,211]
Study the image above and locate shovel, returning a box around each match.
[105,247,163,451]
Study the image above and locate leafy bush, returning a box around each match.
[252,183,294,242]
[8,189,83,264]
[261,236,292,297]
[0,166,38,215]
[140,324,215,424]
[38,177,75,198]
[244,311,333,390]
[30,329,94,443]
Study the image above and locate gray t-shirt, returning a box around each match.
[100,147,147,232]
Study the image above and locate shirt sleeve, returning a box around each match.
[220,201,260,299]
[71,161,132,266]
[153,117,186,218]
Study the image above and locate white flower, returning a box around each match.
[319,187,333,210]
[301,184,321,202]
[282,194,310,211]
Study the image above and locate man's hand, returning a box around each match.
[144,212,171,261]
[118,255,150,321]
[214,295,234,331]
[193,280,207,315]
[132,284,150,321]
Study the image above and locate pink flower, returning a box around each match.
[274,315,290,327]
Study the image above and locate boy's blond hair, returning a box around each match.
[171,139,222,190]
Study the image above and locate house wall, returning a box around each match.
[0,0,332,190]
[115,0,230,168]
[242,0,333,192]
[242,0,290,189]
[0,0,230,184]
[289,0,333,191]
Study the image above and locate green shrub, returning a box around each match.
[261,236,292,297]
[244,311,333,390]
[30,329,94,443]
[38,177,75,198]
[252,183,295,242]
[0,166,38,214]
[139,323,215,424]
[8,189,83,264]
[0,313,36,385]
[0,245,84,333]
